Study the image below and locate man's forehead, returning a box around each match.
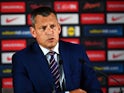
[40,23,57,26]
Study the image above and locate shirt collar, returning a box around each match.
[39,43,59,55]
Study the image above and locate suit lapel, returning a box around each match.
[32,42,54,88]
[59,41,73,90]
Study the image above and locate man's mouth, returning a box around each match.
[48,38,54,41]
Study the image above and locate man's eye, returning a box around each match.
[50,25,55,29]
[41,26,46,31]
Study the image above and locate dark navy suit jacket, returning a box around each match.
[12,40,102,93]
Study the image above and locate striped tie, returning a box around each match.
[49,51,61,91]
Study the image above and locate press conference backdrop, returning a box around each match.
[0,0,124,93]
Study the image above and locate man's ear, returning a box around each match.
[58,23,61,34]
[30,26,36,38]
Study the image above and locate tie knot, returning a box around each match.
[48,51,55,56]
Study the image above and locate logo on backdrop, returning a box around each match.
[108,50,124,61]
[93,63,124,73]
[83,25,123,36]
[62,26,80,37]
[107,1,124,12]
[107,13,124,24]
[57,13,79,24]
[54,1,78,12]
[0,27,31,39]
[83,37,105,49]
[27,1,52,13]
[108,75,124,86]
[80,0,105,12]
[107,38,124,49]
[80,13,105,24]
[0,65,12,77]
[86,50,106,61]
[1,14,26,25]
[1,52,15,64]
[1,39,26,51]
[109,87,124,93]
[2,78,13,88]
[1,2,25,13]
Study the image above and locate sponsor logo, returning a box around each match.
[113,53,124,59]
[1,52,15,64]
[57,14,79,24]
[29,3,51,10]
[60,38,80,44]
[81,0,104,12]
[86,50,106,61]
[0,65,12,77]
[2,78,13,88]
[83,25,123,36]
[112,16,124,21]
[6,17,18,23]
[60,16,72,22]
[107,38,124,49]
[107,13,124,24]
[2,88,14,93]
[107,1,124,11]
[62,26,80,37]
[83,2,101,10]
[54,1,78,12]
[109,87,124,93]
[83,38,105,49]
[1,39,26,51]
[108,50,124,61]
[108,75,124,86]
[1,14,26,25]
[27,2,52,12]
[85,41,103,46]
[1,2,25,13]
[93,63,124,73]
[30,4,43,10]
[2,69,12,75]
[80,13,104,24]
[0,27,31,39]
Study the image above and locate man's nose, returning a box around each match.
[46,27,54,34]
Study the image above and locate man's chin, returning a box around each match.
[47,44,56,50]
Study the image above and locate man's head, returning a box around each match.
[30,7,61,50]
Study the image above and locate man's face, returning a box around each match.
[30,13,61,50]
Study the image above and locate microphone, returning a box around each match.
[58,59,66,92]
[79,58,123,93]
[58,54,63,65]
[59,59,63,65]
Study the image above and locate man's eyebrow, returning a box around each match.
[39,25,46,28]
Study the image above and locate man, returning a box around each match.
[12,6,103,93]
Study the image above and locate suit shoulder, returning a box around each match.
[13,42,35,56]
